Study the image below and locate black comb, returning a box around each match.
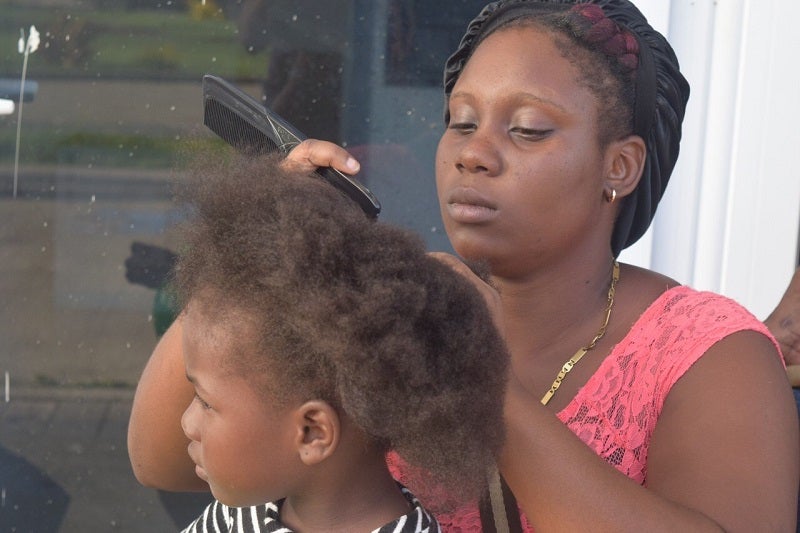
[202,74,381,218]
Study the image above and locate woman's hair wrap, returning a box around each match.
[443,0,690,256]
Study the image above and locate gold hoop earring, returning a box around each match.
[606,188,617,203]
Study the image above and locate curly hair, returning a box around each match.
[172,153,509,501]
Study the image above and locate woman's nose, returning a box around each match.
[454,130,502,177]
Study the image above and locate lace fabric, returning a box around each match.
[390,286,780,532]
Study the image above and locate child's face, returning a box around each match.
[180,306,302,507]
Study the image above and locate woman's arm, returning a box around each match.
[501,330,799,532]
[437,255,798,531]
[127,317,209,491]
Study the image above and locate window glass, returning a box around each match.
[0,0,486,529]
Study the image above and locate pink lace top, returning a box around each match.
[390,285,781,532]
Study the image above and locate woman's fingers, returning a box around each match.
[428,252,505,335]
[283,139,360,175]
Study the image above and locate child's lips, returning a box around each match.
[194,464,208,482]
[187,443,208,481]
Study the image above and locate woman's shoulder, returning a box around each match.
[615,265,778,384]
[620,263,767,333]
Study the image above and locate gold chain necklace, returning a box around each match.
[540,261,620,406]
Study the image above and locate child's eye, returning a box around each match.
[194,393,211,410]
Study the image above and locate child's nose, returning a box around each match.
[181,401,199,441]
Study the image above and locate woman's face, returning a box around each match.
[436,25,612,278]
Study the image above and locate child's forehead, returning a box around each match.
[186,294,260,339]
[183,302,266,372]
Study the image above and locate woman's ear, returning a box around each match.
[603,134,646,200]
[292,400,340,466]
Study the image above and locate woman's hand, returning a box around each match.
[283,139,361,175]
[765,267,800,367]
[428,252,505,338]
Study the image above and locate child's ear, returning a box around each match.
[603,134,646,201]
[292,400,340,466]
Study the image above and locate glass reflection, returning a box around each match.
[0,0,486,529]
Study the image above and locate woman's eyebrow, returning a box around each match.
[449,90,567,113]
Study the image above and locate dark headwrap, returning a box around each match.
[443,0,690,256]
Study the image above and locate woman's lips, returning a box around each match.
[445,187,498,223]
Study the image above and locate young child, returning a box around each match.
[172,154,509,532]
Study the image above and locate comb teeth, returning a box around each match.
[204,98,279,155]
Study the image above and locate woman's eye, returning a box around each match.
[511,127,552,140]
[448,122,476,133]
[194,393,211,410]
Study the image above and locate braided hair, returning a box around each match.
[173,154,509,501]
[444,0,690,256]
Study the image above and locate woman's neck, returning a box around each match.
[495,256,618,356]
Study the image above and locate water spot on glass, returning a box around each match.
[247,46,254,52]
[211,57,217,62]
[291,14,298,21]
[42,221,48,227]
[65,34,70,42]
[90,195,95,203]
[170,105,176,111]
[126,342,131,349]
[40,246,46,252]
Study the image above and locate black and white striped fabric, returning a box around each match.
[180,484,441,533]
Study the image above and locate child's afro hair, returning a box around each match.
[173,153,509,501]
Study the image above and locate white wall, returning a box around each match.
[620,0,800,319]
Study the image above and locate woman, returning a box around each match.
[128,1,799,530]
